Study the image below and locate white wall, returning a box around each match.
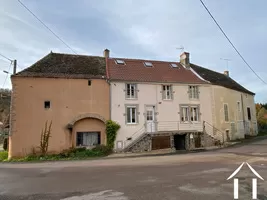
[111,81,213,148]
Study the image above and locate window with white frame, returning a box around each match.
[181,106,189,122]
[189,85,199,99]
[162,85,172,100]
[126,106,137,124]
[180,105,200,122]
[190,106,199,122]
[126,83,137,99]
[224,104,229,122]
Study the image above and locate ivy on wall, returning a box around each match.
[106,120,120,148]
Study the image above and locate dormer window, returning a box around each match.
[115,59,125,65]
[170,63,178,68]
[144,62,153,67]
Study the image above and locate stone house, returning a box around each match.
[8,49,257,157]
[9,52,110,158]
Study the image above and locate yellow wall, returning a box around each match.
[212,85,257,140]
[9,77,110,158]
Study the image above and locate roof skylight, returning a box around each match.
[144,62,153,67]
[115,59,125,65]
[170,63,178,68]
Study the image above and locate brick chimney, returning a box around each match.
[180,52,190,69]
[224,70,229,77]
[103,49,110,58]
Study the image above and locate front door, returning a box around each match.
[146,106,156,132]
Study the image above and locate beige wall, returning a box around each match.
[212,85,257,140]
[111,81,213,149]
[9,77,110,158]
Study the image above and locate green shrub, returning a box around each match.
[92,145,112,155]
[0,151,8,161]
[106,120,120,148]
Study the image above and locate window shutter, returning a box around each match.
[170,85,173,99]
[161,85,165,100]
[188,86,192,99]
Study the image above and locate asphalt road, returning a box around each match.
[0,138,267,200]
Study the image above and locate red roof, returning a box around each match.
[108,57,207,84]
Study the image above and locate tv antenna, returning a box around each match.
[220,58,231,70]
[176,46,184,53]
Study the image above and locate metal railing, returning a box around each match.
[203,121,225,143]
[123,125,146,150]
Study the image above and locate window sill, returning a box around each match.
[162,99,173,101]
[125,98,138,100]
[126,123,139,125]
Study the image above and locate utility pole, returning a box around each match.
[13,59,17,75]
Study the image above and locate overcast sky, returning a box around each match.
[0,0,266,102]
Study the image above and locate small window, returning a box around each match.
[88,80,91,86]
[224,104,229,122]
[247,107,251,121]
[162,85,172,100]
[189,86,199,99]
[126,106,137,124]
[76,132,100,146]
[115,59,125,65]
[44,101,50,109]
[144,62,153,67]
[126,83,137,99]
[170,63,178,68]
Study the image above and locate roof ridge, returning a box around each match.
[110,57,180,63]
[51,52,104,58]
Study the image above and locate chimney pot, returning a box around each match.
[224,70,229,77]
[103,49,110,58]
[180,52,190,69]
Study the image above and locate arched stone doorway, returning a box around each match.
[67,113,106,148]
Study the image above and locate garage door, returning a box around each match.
[152,136,171,150]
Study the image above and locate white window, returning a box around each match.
[170,63,178,68]
[115,59,125,65]
[190,106,199,122]
[76,132,100,146]
[126,106,137,124]
[126,84,137,99]
[181,106,189,122]
[162,85,172,100]
[144,62,153,67]
[189,86,199,99]
[224,104,229,122]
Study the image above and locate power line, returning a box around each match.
[17,0,78,54]
[2,61,13,88]
[199,0,267,84]
[0,53,12,62]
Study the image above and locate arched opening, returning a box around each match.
[67,114,107,148]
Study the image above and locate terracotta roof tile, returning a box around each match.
[108,58,207,84]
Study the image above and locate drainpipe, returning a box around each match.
[240,93,246,134]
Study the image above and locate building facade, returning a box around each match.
[9,53,110,158]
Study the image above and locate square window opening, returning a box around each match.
[88,80,91,86]
[115,59,125,65]
[44,101,50,109]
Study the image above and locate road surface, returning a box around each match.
[0,138,267,200]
